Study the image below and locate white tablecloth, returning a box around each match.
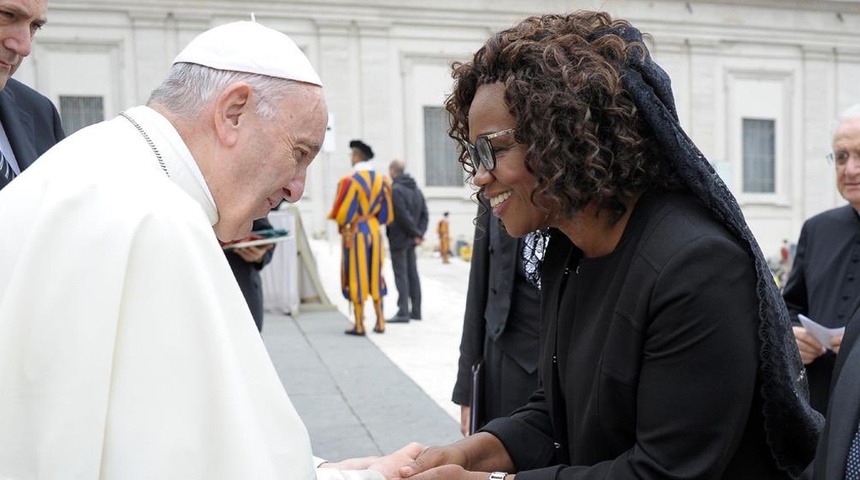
[261,210,300,315]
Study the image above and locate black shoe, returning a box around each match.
[410,316,422,321]
[386,316,410,323]
[344,328,365,336]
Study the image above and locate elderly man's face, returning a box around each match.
[0,0,47,90]
[833,117,860,210]
[214,85,328,241]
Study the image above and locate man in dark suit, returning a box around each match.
[0,0,65,191]
[385,158,428,323]
[804,299,860,479]
[225,217,276,332]
[451,204,541,436]
[802,104,860,479]
[784,103,860,415]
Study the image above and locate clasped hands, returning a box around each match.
[321,442,485,480]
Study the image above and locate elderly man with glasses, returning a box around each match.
[783,103,860,417]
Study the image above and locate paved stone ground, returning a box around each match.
[263,310,462,461]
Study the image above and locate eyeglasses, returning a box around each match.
[827,149,860,168]
[464,128,515,172]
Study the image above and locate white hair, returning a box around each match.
[148,62,302,120]
[832,103,860,138]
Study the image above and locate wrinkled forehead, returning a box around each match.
[833,117,860,147]
[299,88,328,151]
[1,0,48,21]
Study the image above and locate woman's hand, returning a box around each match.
[402,464,494,480]
[398,444,469,478]
[367,443,426,479]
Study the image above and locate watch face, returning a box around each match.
[489,473,507,480]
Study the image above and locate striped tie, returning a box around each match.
[0,150,14,189]
[846,421,860,480]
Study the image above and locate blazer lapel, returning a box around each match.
[0,86,37,171]
[823,305,860,479]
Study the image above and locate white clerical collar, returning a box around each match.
[121,106,219,227]
[354,160,374,171]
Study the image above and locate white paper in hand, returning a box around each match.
[798,313,845,351]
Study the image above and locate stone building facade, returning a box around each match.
[20,0,860,258]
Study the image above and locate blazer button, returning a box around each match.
[554,442,561,449]
[552,355,557,364]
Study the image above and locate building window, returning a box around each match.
[742,118,775,193]
[59,95,104,134]
[423,106,461,187]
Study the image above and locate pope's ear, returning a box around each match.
[213,82,253,147]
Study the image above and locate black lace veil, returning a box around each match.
[595,22,822,477]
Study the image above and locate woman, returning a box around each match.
[400,11,820,480]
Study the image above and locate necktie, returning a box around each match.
[845,421,860,480]
[0,150,15,189]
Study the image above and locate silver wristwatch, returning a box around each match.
[489,472,508,480]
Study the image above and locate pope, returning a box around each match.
[0,20,420,480]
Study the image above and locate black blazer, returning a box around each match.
[484,193,786,479]
[807,299,860,480]
[0,78,65,188]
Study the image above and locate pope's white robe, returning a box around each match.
[0,106,383,480]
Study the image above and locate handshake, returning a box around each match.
[321,438,502,480]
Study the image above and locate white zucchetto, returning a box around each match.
[172,20,323,87]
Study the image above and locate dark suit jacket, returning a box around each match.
[0,78,65,188]
[386,173,428,250]
[225,217,275,331]
[452,205,540,421]
[783,204,860,414]
[807,299,860,480]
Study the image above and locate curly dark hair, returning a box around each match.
[446,11,684,225]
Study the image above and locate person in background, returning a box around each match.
[783,103,860,416]
[386,158,428,324]
[225,216,276,332]
[0,20,420,479]
[329,139,394,335]
[451,202,540,437]
[398,11,820,480]
[437,211,451,264]
[804,301,860,479]
[0,0,65,192]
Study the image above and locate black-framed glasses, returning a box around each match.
[464,128,515,172]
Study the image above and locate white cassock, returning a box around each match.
[0,106,383,480]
